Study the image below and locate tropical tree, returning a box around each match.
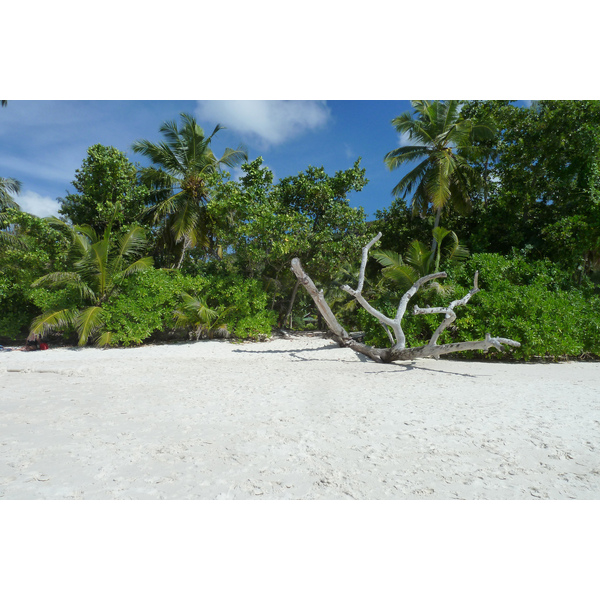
[0,178,23,249]
[173,292,232,340]
[384,100,495,251]
[207,157,370,325]
[29,215,153,346]
[132,113,247,268]
[0,177,21,211]
[59,144,149,234]
[461,100,600,276]
[0,210,72,339]
[373,226,469,292]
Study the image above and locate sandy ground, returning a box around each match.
[1,335,599,500]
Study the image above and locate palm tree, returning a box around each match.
[384,101,495,251]
[373,226,469,292]
[0,177,22,211]
[0,177,23,248]
[173,292,232,340]
[132,113,247,268]
[30,216,153,346]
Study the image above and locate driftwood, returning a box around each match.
[290,232,520,363]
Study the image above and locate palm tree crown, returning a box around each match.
[132,113,247,267]
[384,101,495,225]
[30,217,153,346]
[0,177,22,211]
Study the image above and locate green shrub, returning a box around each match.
[101,269,276,346]
[358,253,600,361]
[102,269,188,346]
[193,273,277,339]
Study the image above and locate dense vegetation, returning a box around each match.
[2,102,599,361]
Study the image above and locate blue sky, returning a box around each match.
[1,100,420,220]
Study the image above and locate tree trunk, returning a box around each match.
[283,279,301,329]
[175,238,190,270]
[430,208,442,255]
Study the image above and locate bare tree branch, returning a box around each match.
[414,270,480,347]
[290,236,520,364]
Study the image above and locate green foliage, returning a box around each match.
[0,177,22,211]
[359,252,600,361]
[446,255,600,361]
[101,269,277,346]
[59,144,149,233]
[461,100,600,275]
[0,209,71,340]
[194,273,277,339]
[132,113,247,268]
[102,269,187,346]
[384,100,495,221]
[208,157,370,324]
[173,293,231,340]
[373,226,469,289]
[30,222,153,345]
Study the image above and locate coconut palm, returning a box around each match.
[384,101,495,250]
[0,177,24,248]
[0,177,21,211]
[30,216,153,346]
[373,226,469,292]
[173,292,232,340]
[132,113,247,268]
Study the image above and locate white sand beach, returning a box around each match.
[1,335,599,500]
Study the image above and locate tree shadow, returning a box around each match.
[233,345,481,376]
[232,345,364,364]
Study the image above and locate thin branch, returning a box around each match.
[356,232,381,294]
[381,323,395,345]
[413,270,480,347]
[393,271,447,349]
[388,333,520,361]
[340,284,396,329]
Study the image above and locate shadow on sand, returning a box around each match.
[232,344,480,377]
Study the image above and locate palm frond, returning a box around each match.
[120,256,154,278]
[443,231,470,263]
[30,308,78,337]
[74,306,105,346]
[0,229,28,249]
[431,226,452,249]
[118,225,149,258]
[372,249,405,269]
[390,158,432,198]
[0,177,22,210]
[216,146,249,169]
[405,240,432,274]
[383,264,419,289]
[96,330,113,347]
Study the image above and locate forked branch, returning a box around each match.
[291,233,520,363]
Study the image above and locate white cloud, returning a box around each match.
[195,100,331,146]
[229,162,276,184]
[16,191,61,218]
[397,130,414,147]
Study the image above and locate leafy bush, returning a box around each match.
[358,253,600,361]
[192,273,277,339]
[102,269,188,346]
[0,210,71,341]
[102,269,276,346]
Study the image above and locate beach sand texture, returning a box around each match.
[1,336,599,500]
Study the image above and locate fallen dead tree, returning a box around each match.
[290,232,520,363]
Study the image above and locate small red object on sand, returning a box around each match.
[40,342,49,350]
